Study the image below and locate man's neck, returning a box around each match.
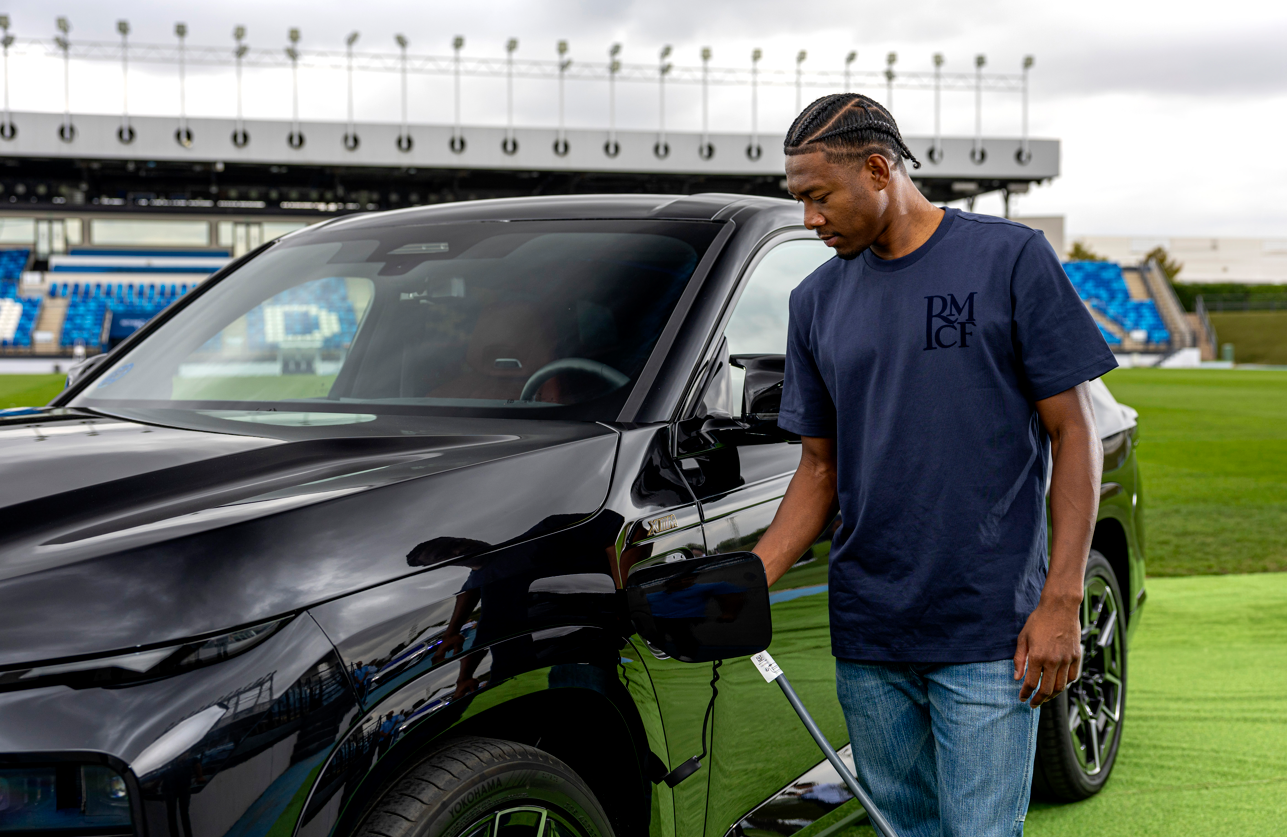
[869,185,945,261]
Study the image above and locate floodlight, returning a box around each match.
[117,20,129,36]
[395,33,407,49]
[286,47,298,61]
[751,48,762,62]
[175,23,187,39]
[846,50,857,64]
[975,53,986,68]
[288,28,300,44]
[234,25,246,41]
[346,31,359,47]
[933,52,944,67]
[797,50,807,64]
[660,44,671,60]
[236,45,248,58]
[557,39,568,55]
[54,36,68,51]
[610,43,621,57]
[56,16,70,34]
[1023,55,1034,69]
[886,51,896,66]
[0,15,8,31]
[507,38,518,52]
[453,35,464,50]
[610,59,620,72]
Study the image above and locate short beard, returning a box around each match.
[833,242,869,261]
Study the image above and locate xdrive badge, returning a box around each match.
[645,513,678,537]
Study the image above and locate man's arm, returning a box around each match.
[1017,382,1103,707]
[753,436,839,586]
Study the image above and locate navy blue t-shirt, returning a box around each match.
[778,208,1117,663]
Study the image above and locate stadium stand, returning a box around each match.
[49,248,230,275]
[0,249,41,348]
[52,282,194,349]
[0,248,31,281]
[244,277,359,351]
[1063,261,1171,346]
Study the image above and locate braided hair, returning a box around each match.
[784,93,921,170]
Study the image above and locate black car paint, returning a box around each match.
[0,194,808,837]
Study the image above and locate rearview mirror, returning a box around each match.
[732,354,784,421]
[626,552,771,663]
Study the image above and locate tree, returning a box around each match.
[1068,241,1107,262]
[1145,246,1184,283]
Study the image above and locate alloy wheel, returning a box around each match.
[1068,573,1124,776]
[460,805,586,837]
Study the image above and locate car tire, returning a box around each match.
[1032,549,1128,801]
[353,737,615,837]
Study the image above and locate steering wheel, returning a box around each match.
[519,358,630,402]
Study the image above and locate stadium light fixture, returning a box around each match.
[232,26,249,147]
[929,52,944,163]
[885,51,896,110]
[747,47,762,160]
[844,50,857,92]
[394,34,411,152]
[795,49,807,112]
[698,47,713,159]
[55,17,74,142]
[554,40,571,155]
[971,53,986,164]
[606,43,622,157]
[1018,55,1034,164]
[503,38,518,154]
[656,45,673,158]
[451,36,465,152]
[0,15,13,140]
[285,28,304,149]
[343,32,359,150]
[175,23,192,147]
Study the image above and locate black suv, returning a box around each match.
[0,194,1144,837]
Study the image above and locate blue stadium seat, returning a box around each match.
[1063,261,1170,345]
[0,249,31,281]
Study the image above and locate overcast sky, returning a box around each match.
[3,0,1286,238]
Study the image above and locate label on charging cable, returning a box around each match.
[750,651,782,682]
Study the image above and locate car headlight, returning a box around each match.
[0,763,131,834]
[0,617,290,693]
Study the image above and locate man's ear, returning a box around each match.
[866,153,893,191]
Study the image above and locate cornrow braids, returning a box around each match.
[784,93,921,170]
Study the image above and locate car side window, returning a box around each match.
[722,239,832,416]
[724,238,833,356]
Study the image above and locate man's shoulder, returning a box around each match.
[950,210,1044,248]
[790,254,846,304]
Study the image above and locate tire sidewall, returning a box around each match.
[1038,550,1128,797]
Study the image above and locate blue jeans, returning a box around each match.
[836,659,1040,837]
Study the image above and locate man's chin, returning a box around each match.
[833,244,866,261]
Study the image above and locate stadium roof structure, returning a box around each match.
[0,112,1058,216]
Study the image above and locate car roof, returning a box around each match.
[320,192,796,233]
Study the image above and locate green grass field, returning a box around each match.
[1208,311,1287,365]
[0,374,65,409]
[1101,369,1287,576]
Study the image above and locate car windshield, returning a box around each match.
[71,218,723,421]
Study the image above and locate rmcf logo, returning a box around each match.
[924,292,977,350]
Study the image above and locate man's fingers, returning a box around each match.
[1018,656,1043,702]
[1050,661,1070,699]
[1029,662,1055,707]
[1013,637,1028,681]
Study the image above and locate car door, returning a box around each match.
[672,235,852,837]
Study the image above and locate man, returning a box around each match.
[753,94,1115,837]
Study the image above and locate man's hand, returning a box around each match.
[1014,598,1082,706]
[1019,381,1102,707]
[753,436,838,586]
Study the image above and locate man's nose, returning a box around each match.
[803,207,825,229]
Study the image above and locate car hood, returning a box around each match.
[0,408,618,666]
